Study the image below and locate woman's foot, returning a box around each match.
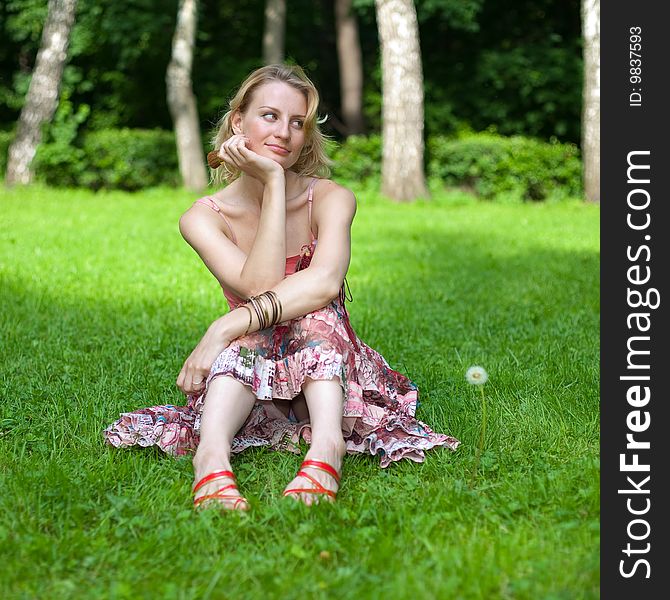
[283,438,346,506]
[192,452,249,511]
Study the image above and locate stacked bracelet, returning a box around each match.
[240,290,283,332]
[248,295,265,329]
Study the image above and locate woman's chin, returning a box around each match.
[272,157,296,171]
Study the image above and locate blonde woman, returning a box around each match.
[104,64,459,510]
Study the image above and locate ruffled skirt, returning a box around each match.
[103,298,460,468]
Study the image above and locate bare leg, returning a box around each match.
[192,375,257,510]
[283,377,347,506]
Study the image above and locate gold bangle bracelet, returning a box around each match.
[259,293,271,329]
[269,290,283,325]
[267,291,278,326]
[255,294,269,330]
[268,290,282,325]
[261,291,277,326]
[248,296,265,330]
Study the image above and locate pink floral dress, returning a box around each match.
[103,178,460,467]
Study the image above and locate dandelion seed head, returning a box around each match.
[466,365,488,385]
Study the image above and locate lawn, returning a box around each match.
[0,182,599,599]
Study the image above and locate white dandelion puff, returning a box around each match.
[466,365,489,486]
[465,365,488,386]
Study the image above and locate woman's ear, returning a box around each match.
[231,110,243,135]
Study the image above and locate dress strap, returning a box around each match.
[193,197,237,245]
[307,178,318,242]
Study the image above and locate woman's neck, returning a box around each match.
[236,170,304,209]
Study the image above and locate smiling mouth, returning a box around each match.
[266,144,290,154]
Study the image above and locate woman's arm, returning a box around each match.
[222,182,357,339]
[179,136,291,298]
[176,183,357,395]
[238,171,288,292]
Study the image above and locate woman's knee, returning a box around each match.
[207,374,256,401]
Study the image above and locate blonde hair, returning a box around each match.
[210,64,333,186]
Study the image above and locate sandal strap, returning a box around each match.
[283,487,337,499]
[194,491,248,509]
[210,483,238,495]
[192,470,236,494]
[296,470,328,492]
[282,469,338,499]
[300,460,340,484]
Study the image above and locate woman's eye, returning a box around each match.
[262,113,303,128]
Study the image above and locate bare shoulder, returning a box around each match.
[179,187,238,242]
[312,178,357,224]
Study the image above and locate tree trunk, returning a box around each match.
[335,0,365,135]
[375,0,428,202]
[5,0,78,186]
[166,0,207,192]
[581,0,600,203]
[263,0,286,65]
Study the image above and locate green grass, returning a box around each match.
[0,183,599,599]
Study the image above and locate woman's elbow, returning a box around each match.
[178,212,193,242]
[323,273,344,303]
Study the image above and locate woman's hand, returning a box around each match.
[176,319,232,396]
[217,134,285,186]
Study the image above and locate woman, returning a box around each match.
[104,64,459,511]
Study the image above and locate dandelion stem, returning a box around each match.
[471,385,488,485]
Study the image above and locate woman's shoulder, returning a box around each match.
[310,177,354,200]
[183,186,240,244]
[310,177,357,225]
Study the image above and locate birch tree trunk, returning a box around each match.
[581,0,600,203]
[263,0,286,65]
[5,0,78,186]
[375,0,428,201]
[335,0,365,135]
[166,0,207,191]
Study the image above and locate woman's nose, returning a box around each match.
[274,119,290,139]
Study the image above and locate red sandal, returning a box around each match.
[283,459,341,502]
[192,470,249,511]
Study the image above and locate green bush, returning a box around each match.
[31,97,90,187]
[8,127,582,200]
[79,128,179,190]
[35,128,179,190]
[428,131,582,202]
[329,134,382,182]
[0,130,12,177]
[329,131,581,201]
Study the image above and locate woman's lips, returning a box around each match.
[266,144,290,155]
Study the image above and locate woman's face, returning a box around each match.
[233,81,308,169]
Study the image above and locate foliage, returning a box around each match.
[0,130,12,176]
[6,123,582,198]
[416,0,485,31]
[329,134,382,182]
[0,185,599,599]
[0,0,178,129]
[422,2,582,141]
[32,92,90,186]
[35,128,179,190]
[428,131,582,202]
[327,131,582,202]
[0,0,585,148]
